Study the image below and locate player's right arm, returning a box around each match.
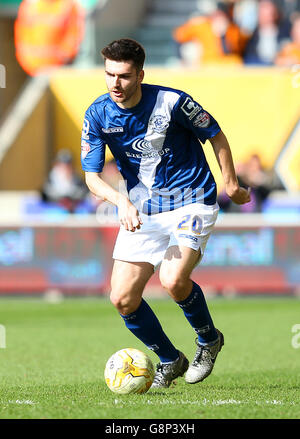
[85,172,142,232]
[81,110,141,232]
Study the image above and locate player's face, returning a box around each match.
[105,59,144,109]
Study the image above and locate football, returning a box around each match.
[104,348,155,394]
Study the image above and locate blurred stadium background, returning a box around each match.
[0,0,300,299]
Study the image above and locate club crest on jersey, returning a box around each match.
[193,111,210,128]
[181,97,202,120]
[149,115,169,133]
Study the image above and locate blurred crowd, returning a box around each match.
[40,149,89,214]
[36,149,284,215]
[173,0,300,66]
[13,0,300,74]
[37,149,122,215]
[217,153,284,212]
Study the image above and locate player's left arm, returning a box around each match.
[209,130,251,205]
[173,93,250,205]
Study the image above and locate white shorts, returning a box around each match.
[113,202,219,268]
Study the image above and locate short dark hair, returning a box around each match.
[101,38,145,72]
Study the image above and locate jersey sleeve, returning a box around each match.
[80,106,106,173]
[173,93,221,144]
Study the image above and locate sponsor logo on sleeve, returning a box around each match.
[181,97,202,120]
[81,140,90,159]
[192,111,210,128]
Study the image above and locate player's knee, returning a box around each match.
[159,273,189,299]
[110,290,139,315]
[109,291,128,313]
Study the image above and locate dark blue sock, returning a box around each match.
[120,298,179,363]
[176,281,218,344]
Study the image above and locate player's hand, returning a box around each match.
[117,195,143,232]
[227,186,251,205]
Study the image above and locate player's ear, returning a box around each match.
[138,69,144,83]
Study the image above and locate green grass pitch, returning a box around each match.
[0,296,299,419]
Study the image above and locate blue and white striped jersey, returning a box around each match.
[81,83,221,215]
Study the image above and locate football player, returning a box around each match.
[81,38,250,388]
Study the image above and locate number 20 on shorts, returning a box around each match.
[177,215,203,235]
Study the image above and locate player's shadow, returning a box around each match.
[148,390,183,396]
[148,380,184,396]
[163,246,182,261]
